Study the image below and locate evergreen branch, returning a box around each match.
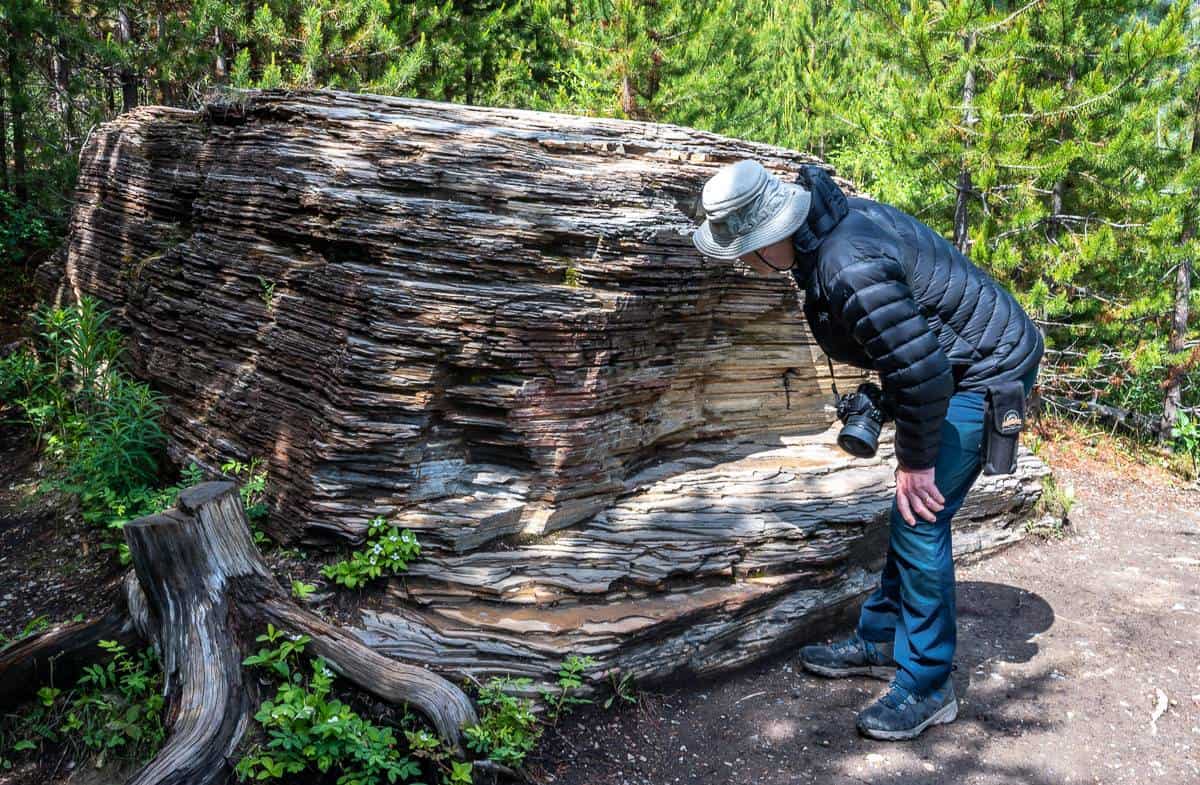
[972,0,1045,35]
[989,215,1146,247]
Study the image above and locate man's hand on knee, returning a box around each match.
[895,466,945,525]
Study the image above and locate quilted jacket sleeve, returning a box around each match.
[824,248,954,471]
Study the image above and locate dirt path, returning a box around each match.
[528,432,1200,785]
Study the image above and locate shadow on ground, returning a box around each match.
[528,580,1065,785]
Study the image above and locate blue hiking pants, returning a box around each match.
[856,363,1039,696]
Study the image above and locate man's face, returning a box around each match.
[737,237,795,276]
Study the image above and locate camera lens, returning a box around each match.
[837,418,882,458]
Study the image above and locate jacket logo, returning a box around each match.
[1001,410,1023,430]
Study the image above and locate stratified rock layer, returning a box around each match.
[41,87,1047,693]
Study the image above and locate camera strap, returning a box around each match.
[826,355,840,399]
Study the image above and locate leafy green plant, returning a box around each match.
[0,297,197,561]
[62,640,166,767]
[539,654,597,725]
[0,686,61,771]
[90,462,207,565]
[603,670,639,710]
[221,457,271,543]
[1029,473,1076,539]
[0,614,53,647]
[321,516,420,589]
[291,580,317,601]
[1170,411,1199,477]
[1,297,163,478]
[257,275,277,309]
[0,189,52,274]
[237,624,461,785]
[0,638,166,772]
[563,266,582,287]
[463,676,541,770]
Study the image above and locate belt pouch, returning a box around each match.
[982,379,1027,475]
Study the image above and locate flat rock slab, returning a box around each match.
[355,426,1046,689]
[38,87,1049,692]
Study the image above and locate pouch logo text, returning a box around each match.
[1001,409,1023,431]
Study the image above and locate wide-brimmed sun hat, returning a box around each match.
[691,159,812,260]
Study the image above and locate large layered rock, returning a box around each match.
[40,87,1048,693]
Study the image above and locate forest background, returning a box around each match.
[2,0,1198,442]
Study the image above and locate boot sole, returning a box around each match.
[857,698,958,741]
[800,661,897,681]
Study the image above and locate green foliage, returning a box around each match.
[538,654,597,725]
[257,275,277,309]
[0,189,53,273]
[462,676,542,769]
[62,641,167,766]
[0,297,280,562]
[459,656,603,770]
[1,297,165,482]
[0,638,165,772]
[0,614,53,648]
[236,623,451,785]
[5,0,1199,442]
[0,297,180,558]
[603,670,639,710]
[291,580,318,601]
[222,457,272,544]
[321,516,420,589]
[1170,410,1200,475]
[1030,473,1077,538]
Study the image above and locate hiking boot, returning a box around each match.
[798,632,897,680]
[856,677,958,741]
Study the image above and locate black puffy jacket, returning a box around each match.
[789,165,1044,470]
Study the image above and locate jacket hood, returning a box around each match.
[791,164,849,280]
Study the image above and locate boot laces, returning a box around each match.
[881,681,915,711]
[830,636,862,658]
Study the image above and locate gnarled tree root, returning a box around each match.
[0,603,142,707]
[1,480,478,785]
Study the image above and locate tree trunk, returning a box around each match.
[214,26,226,80]
[118,6,139,112]
[52,2,78,159]
[0,70,8,192]
[953,30,976,254]
[155,4,170,105]
[0,481,477,785]
[1161,84,1199,438]
[5,15,28,203]
[1049,63,1076,241]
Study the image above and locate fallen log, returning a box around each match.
[0,481,477,785]
[36,86,1051,698]
[1039,393,1167,439]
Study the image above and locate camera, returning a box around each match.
[835,382,892,458]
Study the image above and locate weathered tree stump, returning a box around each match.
[36,86,1051,699]
[0,481,477,785]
